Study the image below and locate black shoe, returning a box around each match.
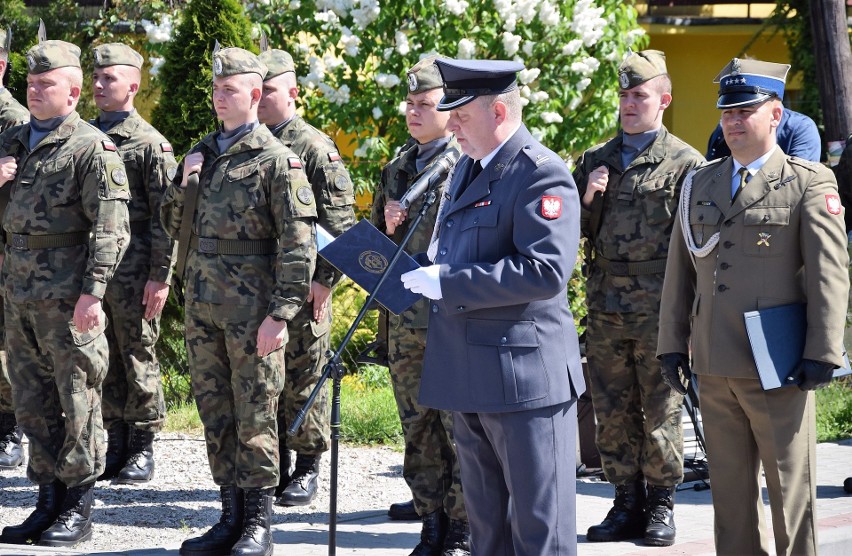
[0,480,66,544]
[644,486,676,546]
[844,477,852,494]
[442,518,470,555]
[586,481,647,542]
[99,422,129,481]
[388,499,419,521]
[276,453,319,507]
[410,509,448,556]
[180,486,244,556]
[116,428,155,484]
[38,483,94,547]
[231,488,273,556]
[0,412,24,469]
[273,448,291,498]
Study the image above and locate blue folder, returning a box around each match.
[743,303,851,390]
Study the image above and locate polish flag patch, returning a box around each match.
[541,195,562,219]
[826,194,842,215]
[102,140,116,152]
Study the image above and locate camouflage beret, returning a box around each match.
[407,55,444,94]
[93,43,144,70]
[259,49,295,81]
[26,40,81,74]
[618,50,668,90]
[213,47,267,79]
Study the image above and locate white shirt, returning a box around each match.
[731,146,777,198]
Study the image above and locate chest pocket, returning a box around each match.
[226,162,267,212]
[460,204,499,231]
[636,172,676,225]
[40,154,79,206]
[688,203,723,249]
[742,205,790,257]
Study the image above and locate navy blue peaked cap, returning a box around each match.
[714,58,790,109]
[435,59,524,111]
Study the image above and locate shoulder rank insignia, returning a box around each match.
[328,152,342,162]
[288,157,303,169]
[161,142,173,153]
[102,140,116,152]
[826,194,842,215]
[541,195,562,219]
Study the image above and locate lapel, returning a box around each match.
[705,157,734,215]
[727,148,786,219]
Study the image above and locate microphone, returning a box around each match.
[399,147,460,209]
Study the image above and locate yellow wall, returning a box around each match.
[646,24,793,154]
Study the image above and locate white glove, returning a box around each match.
[401,265,443,300]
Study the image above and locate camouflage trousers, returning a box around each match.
[0,301,13,414]
[278,300,330,457]
[586,311,684,487]
[388,325,466,521]
[102,243,166,432]
[185,301,285,489]
[5,297,108,487]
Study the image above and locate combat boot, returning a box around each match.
[98,422,129,481]
[586,481,647,542]
[442,518,470,555]
[180,486,244,556]
[644,486,676,546]
[117,428,155,484]
[273,448,291,498]
[0,412,24,469]
[410,509,447,556]
[39,482,94,547]
[231,487,273,556]
[277,453,320,506]
[0,480,66,544]
[388,499,419,521]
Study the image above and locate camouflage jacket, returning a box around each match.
[271,114,355,288]
[574,126,704,314]
[371,136,458,328]
[0,111,131,301]
[95,110,178,284]
[0,88,28,132]
[160,125,317,321]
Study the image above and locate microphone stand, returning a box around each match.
[289,185,442,556]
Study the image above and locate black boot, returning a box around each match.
[98,422,129,481]
[273,448,291,498]
[442,518,470,556]
[0,480,66,544]
[586,481,647,542]
[388,499,419,521]
[410,509,448,556]
[180,486,245,556]
[38,483,94,547]
[277,453,319,506]
[0,412,24,469]
[644,486,676,546]
[231,488,273,556]
[117,428,155,484]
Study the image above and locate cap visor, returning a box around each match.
[438,94,475,112]
[717,92,773,109]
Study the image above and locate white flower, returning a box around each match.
[442,0,469,16]
[539,1,560,27]
[457,38,476,59]
[522,41,535,57]
[315,10,340,29]
[529,90,549,103]
[372,106,383,120]
[351,0,381,30]
[583,56,600,73]
[577,77,591,92]
[502,32,521,57]
[627,28,646,46]
[562,39,583,56]
[530,127,546,142]
[518,68,541,85]
[340,27,361,57]
[140,17,173,44]
[398,100,408,115]
[540,111,563,124]
[354,136,381,158]
[519,96,530,107]
[383,47,394,60]
[290,0,301,9]
[324,55,345,71]
[375,73,401,89]
[571,61,591,75]
[148,56,164,78]
[395,31,410,56]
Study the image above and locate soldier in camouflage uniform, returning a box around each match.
[573,51,703,546]
[0,27,30,472]
[257,48,356,507]
[91,43,177,485]
[0,40,130,547]
[161,47,316,556]
[370,56,469,556]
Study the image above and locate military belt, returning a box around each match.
[130,220,151,235]
[595,256,668,276]
[189,234,277,256]
[9,231,89,250]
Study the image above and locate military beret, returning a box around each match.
[406,55,445,94]
[714,58,790,109]
[259,49,295,81]
[0,27,11,52]
[618,50,668,90]
[435,58,524,111]
[93,43,144,70]
[213,47,267,79]
[26,40,81,74]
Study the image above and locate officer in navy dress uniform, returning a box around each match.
[402,59,584,556]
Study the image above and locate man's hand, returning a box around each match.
[795,359,835,391]
[401,265,443,300]
[581,165,608,208]
[0,156,17,188]
[307,281,331,323]
[181,152,204,187]
[73,294,104,333]
[142,280,170,320]
[660,352,691,395]
[384,200,408,236]
[257,316,287,358]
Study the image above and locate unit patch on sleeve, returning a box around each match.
[826,194,842,215]
[541,195,562,219]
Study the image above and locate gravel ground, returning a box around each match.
[0,433,410,552]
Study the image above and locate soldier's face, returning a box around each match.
[213,74,260,130]
[447,97,502,160]
[618,79,671,135]
[92,65,138,112]
[406,89,450,144]
[720,100,783,161]
[258,72,297,126]
[26,68,79,120]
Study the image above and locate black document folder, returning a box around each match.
[743,303,851,390]
[319,219,422,315]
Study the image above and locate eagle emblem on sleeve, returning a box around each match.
[541,195,562,219]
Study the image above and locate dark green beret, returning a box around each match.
[259,49,295,81]
[26,40,81,74]
[213,47,267,79]
[618,50,668,90]
[93,43,144,70]
[406,55,445,94]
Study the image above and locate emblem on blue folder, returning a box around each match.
[359,251,389,274]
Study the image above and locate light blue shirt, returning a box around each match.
[731,146,777,198]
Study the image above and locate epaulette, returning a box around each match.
[788,156,820,172]
[521,145,556,167]
[693,157,725,172]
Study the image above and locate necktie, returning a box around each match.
[470,160,483,183]
[732,167,749,201]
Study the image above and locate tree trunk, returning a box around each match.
[809,0,852,142]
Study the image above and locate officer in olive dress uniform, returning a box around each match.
[257,47,356,507]
[402,59,584,556]
[658,58,849,556]
[574,50,703,546]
